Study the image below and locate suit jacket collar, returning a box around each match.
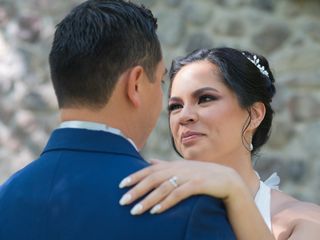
[41,128,143,160]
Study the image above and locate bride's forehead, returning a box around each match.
[172,66,223,89]
[178,61,219,74]
[173,63,220,84]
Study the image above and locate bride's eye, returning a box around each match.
[168,103,183,112]
[198,95,217,104]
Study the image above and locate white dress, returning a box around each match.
[254,172,280,232]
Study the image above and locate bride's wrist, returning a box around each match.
[223,170,252,207]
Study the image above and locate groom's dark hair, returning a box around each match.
[49,0,162,109]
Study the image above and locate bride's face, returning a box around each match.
[168,61,250,163]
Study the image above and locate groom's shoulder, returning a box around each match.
[178,195,236,240]
[146,194,235,239]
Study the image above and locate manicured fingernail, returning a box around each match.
[119,177,132,188]
[119,193,132,205]
[130,203,143,215]
[150,204,161,214]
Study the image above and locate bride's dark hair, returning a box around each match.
[168,47,276,155]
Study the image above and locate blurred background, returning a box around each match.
[0,0,320,203]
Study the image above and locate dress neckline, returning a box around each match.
[254,172,280,232]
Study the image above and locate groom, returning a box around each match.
[0,0,235,239]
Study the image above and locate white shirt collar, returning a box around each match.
[58,121,138,151]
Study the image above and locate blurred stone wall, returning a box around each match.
[0,0,320,203]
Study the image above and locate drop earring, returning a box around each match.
[249,143,253,151]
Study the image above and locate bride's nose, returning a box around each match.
[178,105,198,125]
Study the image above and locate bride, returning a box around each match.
[118,47,320,240]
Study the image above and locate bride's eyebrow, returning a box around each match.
[168,96,181,103]
[192,87,219,98]
[169,87,219,102]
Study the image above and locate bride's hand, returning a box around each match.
[118,159,245,215]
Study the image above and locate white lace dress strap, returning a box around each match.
[254,172,280,232]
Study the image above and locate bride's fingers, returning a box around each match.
[129,179,176,215]
[149,183,195,214]
[119,171,171,206]
[119,163,165,188]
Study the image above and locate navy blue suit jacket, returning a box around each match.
[0,128,235,239]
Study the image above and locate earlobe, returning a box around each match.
[126,66,144,108]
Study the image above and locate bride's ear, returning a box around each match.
[249,102,266,131]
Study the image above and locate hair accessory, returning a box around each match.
[243,53,269,77]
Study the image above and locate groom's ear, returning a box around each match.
[125,65,145,108]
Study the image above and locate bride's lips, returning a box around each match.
[181,131,205,145]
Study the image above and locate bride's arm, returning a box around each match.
[224,178,274,240]
[273,199,320,240]
[118,159,275,240]
[289,220,320,240]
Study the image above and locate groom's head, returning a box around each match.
[49,0,166,148]
[49,0,162,109]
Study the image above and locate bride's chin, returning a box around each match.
[182,149,208,162]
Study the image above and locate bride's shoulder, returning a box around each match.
[271,190,320,223]
[271,190,320,239]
